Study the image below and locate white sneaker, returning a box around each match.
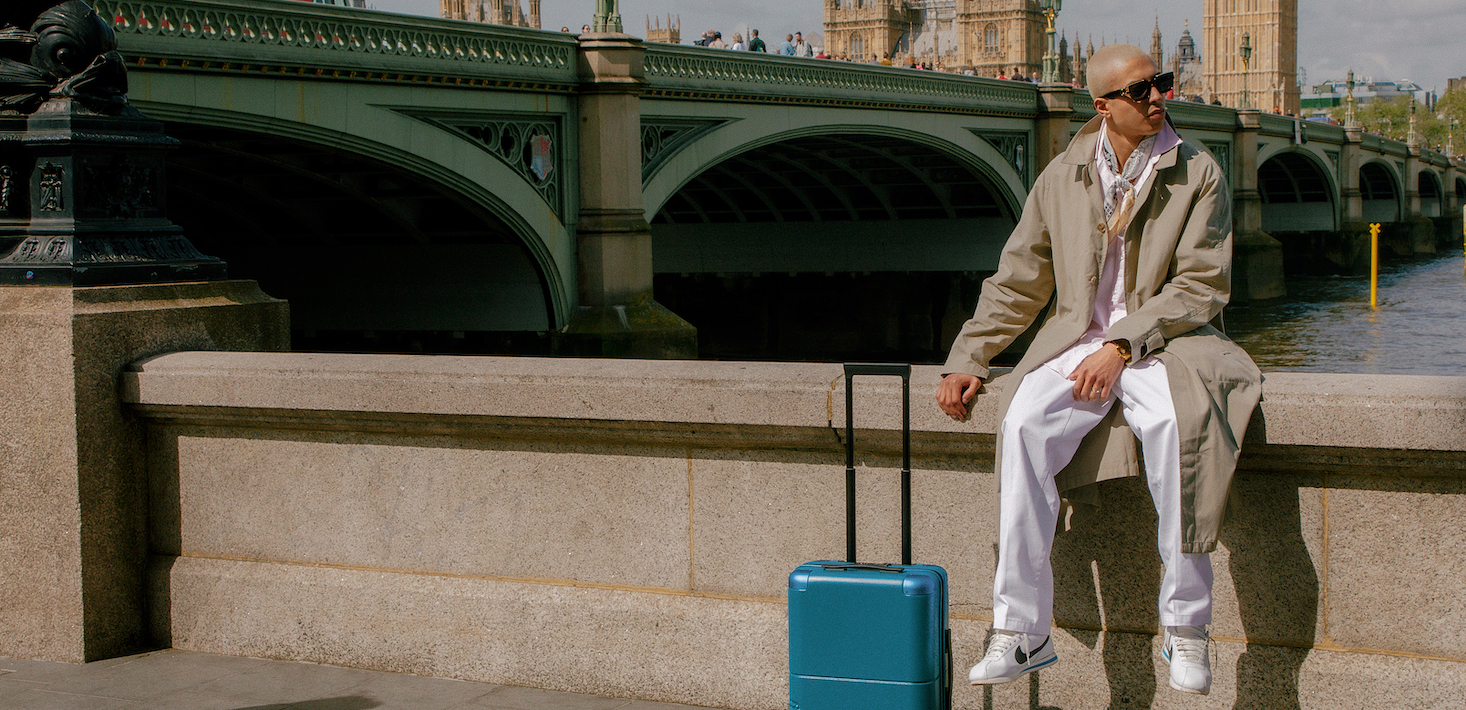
[968,630,1058,685]
[1162,625,1212,695]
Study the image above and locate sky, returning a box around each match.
[364,1,1466,98]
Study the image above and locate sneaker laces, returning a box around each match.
[1169,627,1209,665]
[983,630,1022,660]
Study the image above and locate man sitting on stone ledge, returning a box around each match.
[935,43,1262,696]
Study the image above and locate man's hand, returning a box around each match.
[1068,343,1127,402]
[936,373,982,421]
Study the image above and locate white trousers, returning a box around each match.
[991,360,1213,635]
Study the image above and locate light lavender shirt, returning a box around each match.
[1043,119,1181,379]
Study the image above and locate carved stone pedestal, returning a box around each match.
[0,280,287,662]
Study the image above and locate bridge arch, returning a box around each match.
[1359,160,1403,223]
[1417,169,1444,218]
[640,115,1025,362]
[1256,149,1338,232]
[1456,176,1466,200]
[644,116,1027,223]
[128,72,577,349]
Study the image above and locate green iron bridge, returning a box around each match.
[100,0,1464,358]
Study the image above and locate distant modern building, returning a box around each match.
[441,0,542,30]
[1448,77,1466,95]
[1301,78,1426,117]
[1202,0,1299,113]
[823,0,1043,75]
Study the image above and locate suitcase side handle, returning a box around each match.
[842,362,912,566]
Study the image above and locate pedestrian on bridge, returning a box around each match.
[748,29,766,52]
[792,32,814,57]
[777,34,795,56]
[937,43,1261,698]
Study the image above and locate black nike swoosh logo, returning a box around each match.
[1015,636,1049,665]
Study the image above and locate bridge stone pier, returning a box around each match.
[2,2,1465,708]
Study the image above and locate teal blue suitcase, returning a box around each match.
[788,364,952,710]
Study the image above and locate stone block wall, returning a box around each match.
[121,354,1466,709]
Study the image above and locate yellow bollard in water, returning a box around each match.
[1370,222,1380,309]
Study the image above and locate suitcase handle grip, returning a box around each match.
[818,563,906,573]
[843,363,911,378]
[842,363,912,566]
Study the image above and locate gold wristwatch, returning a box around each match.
[1106,339,1132,365]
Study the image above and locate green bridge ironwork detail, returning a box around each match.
[96,0,1049,118]
[95,0,578,88]
[641,44,1037,116]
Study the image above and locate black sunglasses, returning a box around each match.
[1101,72,1174,101]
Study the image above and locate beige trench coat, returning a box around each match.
[944,116,1262,554]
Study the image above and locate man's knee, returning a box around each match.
[1000,405,1047,441]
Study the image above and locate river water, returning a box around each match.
[1225,252,1466,375]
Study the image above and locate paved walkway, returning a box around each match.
[0,650,724,710]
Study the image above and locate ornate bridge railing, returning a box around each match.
[96,0,580,91]
[642,43,1038,117]
[97,0,1041,115]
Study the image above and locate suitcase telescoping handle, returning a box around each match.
[842,363,912,566]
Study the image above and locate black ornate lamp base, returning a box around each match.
[0,2,228,287]
[0,233,227,285]
[0,99,228,286]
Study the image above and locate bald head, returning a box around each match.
[1087,44,1155,97]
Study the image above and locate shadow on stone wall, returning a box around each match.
[1042,467,1319,709]
[1051,476,1163,709]
[1221,470,1319,710]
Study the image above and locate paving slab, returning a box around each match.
[0,651,728,710]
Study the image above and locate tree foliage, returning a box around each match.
[1330,92,1466,156]
[1434,88,1466,156]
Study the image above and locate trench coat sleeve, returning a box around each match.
[942,182,1056,380]
[1104,158,1232,359]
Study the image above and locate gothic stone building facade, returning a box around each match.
[441,0,541,29]
[1202,0,1299,113]
[823,0,1044,77]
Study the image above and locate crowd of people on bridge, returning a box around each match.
[690,28,823,58]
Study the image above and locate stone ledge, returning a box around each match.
[123,353,1466,470]
[123,352,841,430]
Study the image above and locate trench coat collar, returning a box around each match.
[1061,114,1182,172]
[1062,115,1184,238]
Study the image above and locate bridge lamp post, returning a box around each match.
[1345,69,1358,129]
[0,0,226,285]
[592,0,622,34]
[1407,99,1420,148]
[1040,0,1061,83]
[1239,32,1252,110]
